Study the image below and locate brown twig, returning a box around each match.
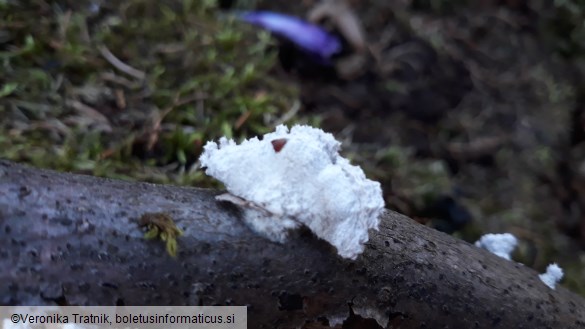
[98,45,146,81]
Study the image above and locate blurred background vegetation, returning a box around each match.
[1,0,585,295]
[1,0,302,185]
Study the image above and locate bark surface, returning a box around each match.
[0,160,584,328]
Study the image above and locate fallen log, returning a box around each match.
[0,160,583,328]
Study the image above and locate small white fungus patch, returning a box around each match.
[199,124,385,259]
[539,263,564,290]
[474,233,518,260]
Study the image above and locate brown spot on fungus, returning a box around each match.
[271,138,288,153]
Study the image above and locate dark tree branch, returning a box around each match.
[0,160,584,328]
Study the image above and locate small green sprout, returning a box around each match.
[138,212,184,257]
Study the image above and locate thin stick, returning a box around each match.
[98,45,146,80]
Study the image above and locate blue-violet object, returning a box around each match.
[239,11,342,61]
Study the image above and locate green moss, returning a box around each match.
[373,146,452,209]
[139,212,184,257]
[0,0,299,185]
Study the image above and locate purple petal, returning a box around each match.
[239,11,342,60]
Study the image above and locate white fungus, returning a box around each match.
[474,233,518,260]
[199,124,385,259]
[539,263,564,290]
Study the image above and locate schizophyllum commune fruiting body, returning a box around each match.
[539,263,563,289]
[475,233,518,260]
[200,124,385,259]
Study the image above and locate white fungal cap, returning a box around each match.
[474,233,518,260]
[200,124,385,259]
[539,263,563,289]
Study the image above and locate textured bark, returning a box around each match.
[0,160,584,328]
